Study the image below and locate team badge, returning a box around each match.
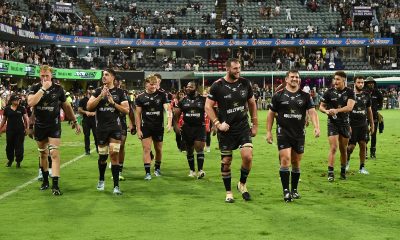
[297,100,303,106]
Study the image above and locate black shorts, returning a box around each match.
[34,124,61,141]
[327,122,351,138]
[181,124,206,145]
[141,125,164,142]
[349,125,369,145]
[96,128,122,145]
[277,134,305,154]
[217,128,252,151]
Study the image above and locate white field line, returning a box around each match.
[0,149,93,200]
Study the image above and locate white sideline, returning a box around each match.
[0,151,91,200]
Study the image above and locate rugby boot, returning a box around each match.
[237,182,251,201]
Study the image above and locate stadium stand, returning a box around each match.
[0,0,398,39]
[87,0,216,39]
[0,0,100,37]
[0,0,399,72]
[1,37,399,72]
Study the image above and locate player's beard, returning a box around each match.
[355,85,363,91]
[229,71,239,80]
[366,84,374,90]
[289,81,299,88]
[186,90,196,97]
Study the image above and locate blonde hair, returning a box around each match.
[40,65,53,72]
[145,75,158,84]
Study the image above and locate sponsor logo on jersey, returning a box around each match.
[224,94,232,99]
[146,111,161,116]
[227,103,244,114]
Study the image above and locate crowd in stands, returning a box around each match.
[1,1,400,127]
[89,0,213,39]
[1,39,399,73]
[0,41,54,65]
[0,40,177,71]
[333,0,399,37]
[246,83,400,110]
[271,48,334,71]
[107,18,213,39]
[0,0,100,37]
[92,0,325,39]
[0,40,95,69]
[0,0,399,40]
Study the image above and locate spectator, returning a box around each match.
[165,61,173,71]
[275,4,280,16]
[193,62,199,71]
[329,61,336,70]
[268,26,274,38]
[308,0,319,12]
[285,6,291,21]
[184,62,192,71]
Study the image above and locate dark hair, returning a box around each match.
[365,76,375,83]
[9,94,20,102]
[286,69,299,77]
[354,75,365,81]
[104,68,116,77]
[334,71,346,79]
[114,74,123,82]
[225,58,240,68]
[187,81,198,89]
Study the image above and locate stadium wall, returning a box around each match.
[0,23,395,48]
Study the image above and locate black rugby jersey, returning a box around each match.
[79,96,95,121]
[135,90,168,127]
[208,77,253,134]
[20,100,32,117]
[29,83,66,127]
[366,89,383,113]
[159,88,172,103]
[93,87,128,129]
[3,105,26,132]
[365,88,383,121]
[118,89,131,127]
[350,91,371,127]
[118,90,135,128]
[321,87,355,125]
[270,89,314,138]
[177,94,206,126]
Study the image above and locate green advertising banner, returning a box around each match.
[53,69,102,80]
[0,59,37,76]
[0,60,102,80]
